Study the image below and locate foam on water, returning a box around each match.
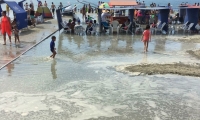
[1,32,200,119]
[0,73,200,119]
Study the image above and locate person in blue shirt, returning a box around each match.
[50,36,57,58]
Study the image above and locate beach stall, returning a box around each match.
[0,0,28,30]
[180,6,200,30]
[137,7,170,32]
[98,0,138,33]
[179,5,187,23]
[108,0,137,24]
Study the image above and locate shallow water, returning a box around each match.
[0,32,200,119]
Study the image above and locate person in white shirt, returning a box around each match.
[101,10,111,32]
[74,20,83,28]
[101,11,110,22]
[74,20,85,34]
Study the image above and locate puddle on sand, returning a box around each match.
[0,32,200,119]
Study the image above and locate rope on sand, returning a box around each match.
[0,30,59,70]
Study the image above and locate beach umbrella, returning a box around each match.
[99,3,110,9]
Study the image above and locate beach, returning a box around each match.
[0,17,59,68]
[0,3,200,119]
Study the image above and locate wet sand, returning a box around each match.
[0,14,200,119]
[116,63,200,77]
[187,49,200,59]
[0,18,58,68]
[154,34,200,43]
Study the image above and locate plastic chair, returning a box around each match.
[111,20,119,34]
[176,21,189,33]
[60,22,71,33]
[118,22,132,34]
[74,26,85,35]
[155,22,166,34]
[134,21,143,34]
[184,23,194,34]
[195,24,200,34]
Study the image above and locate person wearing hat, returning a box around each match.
[67,19,72,27]
[86,20,93,34]
[70,18,76,33]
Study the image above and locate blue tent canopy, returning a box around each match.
[5,1,25,14]
[184,8,199,30]
[18,0,26,9]
[4,1,27,29]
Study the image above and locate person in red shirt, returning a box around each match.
[141,25,151,52]
[1,11,12,45]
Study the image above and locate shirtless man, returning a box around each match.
[24,3,29,10]
[82,5,86,21]
[51,2,56,16]
[44,1,47,7]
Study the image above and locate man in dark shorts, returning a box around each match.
[50,36,57,58]
[51,2,56,16]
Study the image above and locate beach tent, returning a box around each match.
[36,6,53,18]
[179,5,187,22]
[56,9,62,31]
[2,1,27,30]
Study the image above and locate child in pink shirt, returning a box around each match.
[141,25,151,52]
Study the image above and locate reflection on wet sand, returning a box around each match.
[51,60,57,79]
[181,42,196,51]
[72,35,84,48]
[6,63,14,76]
[142,53,148,63]
[109,38,119,50]
[154,39,166,52]
[56,34,136,62]
[1,30,200,119]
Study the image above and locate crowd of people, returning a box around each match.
[63,16,98,35]
[0,0,66,45]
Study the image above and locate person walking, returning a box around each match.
[29,6,36,27]
[88,4,91,13]
[50,36,57,58]
[13,26,20,44]
[1,11,12,45]
[51,2,56,16]
[44,1,47,7]
[141,25,151,52]
[82,5,86,20]
[59,2,63,12]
